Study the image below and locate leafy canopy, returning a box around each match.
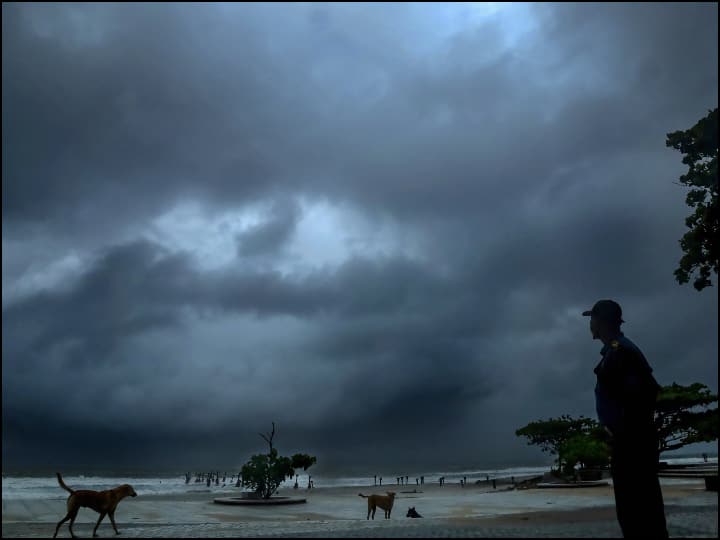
[666,107,718,291]
[240,423,317,499]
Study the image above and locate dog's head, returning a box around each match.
[406,506,422,518]
[386,491,396,499]
[119,484,137,498]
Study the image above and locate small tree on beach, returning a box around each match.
[558,427,611,476]
[516,383,718,472]
[515,415,597,473]
[240,422,317,499]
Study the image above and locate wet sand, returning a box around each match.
[3,479,716,537]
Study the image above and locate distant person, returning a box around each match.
[584,300,667,538]
[379,477,382,486]
[374,474,377,486]
[702,453,708,463]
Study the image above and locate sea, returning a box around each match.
[3,454,716,501]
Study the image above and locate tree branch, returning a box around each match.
[259,422,276,454]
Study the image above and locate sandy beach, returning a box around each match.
[2,478,716,538]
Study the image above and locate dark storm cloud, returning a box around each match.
[2,237,499,471]
[2,3,311,231]
[3,2,717,472]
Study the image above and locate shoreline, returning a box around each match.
[3,479,716,538]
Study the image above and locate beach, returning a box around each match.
[3,478,716,538]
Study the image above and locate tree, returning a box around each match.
[515,415,597,472]
[558,427,611,476]
[240,422,317,499]
[655,382,719,453]
[666,107,718,291]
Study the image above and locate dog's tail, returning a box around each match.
[56,473,74,494]
[358,493,368,498]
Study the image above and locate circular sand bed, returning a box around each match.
[214,496,307,505]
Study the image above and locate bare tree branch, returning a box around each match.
[259,422,276,454]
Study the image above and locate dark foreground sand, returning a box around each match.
[3,479,716,537]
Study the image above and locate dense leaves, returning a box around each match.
[655,382,719,452]
[666,108,718,291]
[515,415,598,471]
[517,382,718,472]
[240,424,317,499]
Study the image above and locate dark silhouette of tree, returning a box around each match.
[515,415,597,472]
[666,107,718,290]
[655,382,719,452]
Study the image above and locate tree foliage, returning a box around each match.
[558,428,611,475]
[240,423,316,499]
[666,107,718,291]
[655,382,719,452]
[516,383,718,470]
[515,415,597,471]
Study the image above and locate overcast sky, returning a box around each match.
[2,2,718,476]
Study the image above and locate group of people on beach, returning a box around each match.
[185,471,229,486]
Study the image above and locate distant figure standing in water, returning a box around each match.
[584,299,667,538]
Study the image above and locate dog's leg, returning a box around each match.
[108,510,120,535]
[68,512,79,539]
[371,505,376,520]
[54,514,72,538]
[92,512,107,537]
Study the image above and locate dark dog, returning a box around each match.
[358,491,396,519]
[54,472,137,538]
[406,506,423,518]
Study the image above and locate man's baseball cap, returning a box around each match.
[582,299,624,323]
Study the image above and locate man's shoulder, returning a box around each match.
[613,335,643,355]
[612,335,656,376]
[603,336,643,368]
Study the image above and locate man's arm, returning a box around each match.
[612,348,658,430]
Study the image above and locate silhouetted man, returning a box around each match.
[584,299,667,538]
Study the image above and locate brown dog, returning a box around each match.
[54,472,137,538]
[358,491,396,519]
